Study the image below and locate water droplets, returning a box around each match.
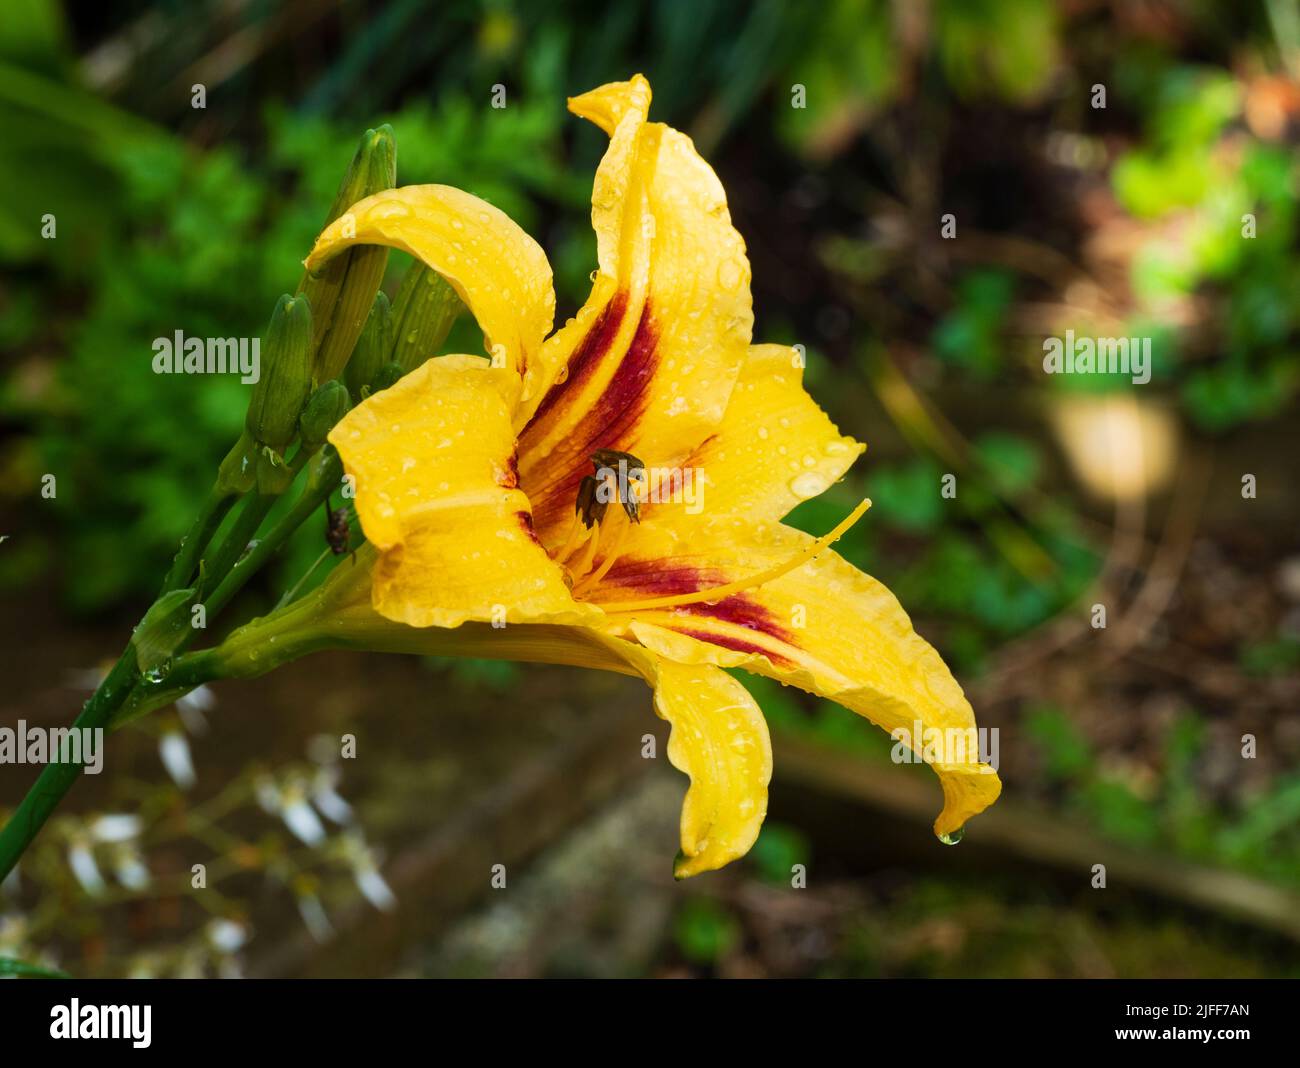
[369,201,411,221]
[938,827,965,846]
[789,471,829,499]
[716,257,746,292]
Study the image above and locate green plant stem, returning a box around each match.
[159,486,237,594]
[0,651,140,883]
[204,452,344,618]
[199,493,278,597]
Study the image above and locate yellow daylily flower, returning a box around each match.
[300,74,1001,878]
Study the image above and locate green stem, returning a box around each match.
[197,448,317,601]
[0,651,139,883]
[159,486,236,594]
[204,452,343,618]
[199,493,278,598]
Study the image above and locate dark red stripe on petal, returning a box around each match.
[527,291,629,429]
[574,300,658,451]
[524,298,662,534]
[601,561,723,596]
[601,560,794,644]
[675,597,791,640]
[669,627,796,670]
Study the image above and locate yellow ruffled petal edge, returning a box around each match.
[304,184,555,389]
[588,518,1001,838]
[540,629,772,878]
[646,654,773,879]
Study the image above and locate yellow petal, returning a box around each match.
[646,343,863,529]
[327,357,599,628]
[515,75,754,547]
[588,519,1001,837]
[656,659,772,878]
[605,638,772,878]
[304,184,555,387]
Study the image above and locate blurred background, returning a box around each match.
[1,0,1298,978]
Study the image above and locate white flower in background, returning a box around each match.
[66,835,106,896]
[206,918,248,954]
[175,684,215,735]
[110,844,151,891]
[295,888,334,943]
[88,813,142,843]
[280,778,327,846]
[340,833,396,912]
[257,773,327,846]
[254,772,282,814]
[159,728,197,790]
[310,765,353,826]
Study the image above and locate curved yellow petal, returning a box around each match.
[304,184,555,387]
[516,75,754,547]
[601,637,772,878]
[587,519,1001,837]
[644,343,864,529]
[327,357,599,629]
[657,659,772,878]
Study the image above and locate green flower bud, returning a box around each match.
[301,126,396,385]
[389,260,462,373]
[216,429,258,496]
[246,294,314,450]
[343,291,392,400]
[367,361,405,396]
[299,380,351,452]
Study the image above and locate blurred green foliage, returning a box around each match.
[1028,705,1300,884]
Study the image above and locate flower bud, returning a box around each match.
[246,294,313,450]
[368,362,405,395]
[216,430,258,495]
[343,291,391,400]
[301,126,396,384]
[389,261,461,373]
[298,380,351,452]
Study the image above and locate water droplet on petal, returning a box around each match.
[716,258,746,292]
[789,472,829,499]
[938,827,965,846]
